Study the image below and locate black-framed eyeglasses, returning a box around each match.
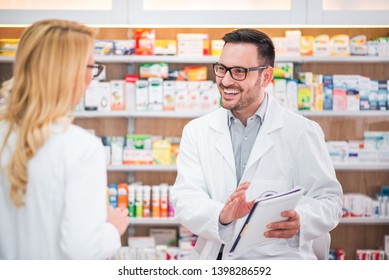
[87,64,105,78]
[213,63,268,81]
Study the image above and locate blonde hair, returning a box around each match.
[0,19,97,207]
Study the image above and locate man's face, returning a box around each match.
[216,43,271,115]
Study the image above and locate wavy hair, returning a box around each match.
[0,19,97,207]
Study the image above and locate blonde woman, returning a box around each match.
[0,19,129,259]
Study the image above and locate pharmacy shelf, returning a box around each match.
[333,163,389,171]
[300,111,389,117]
[3,55,389,64]
[95,55,218,64]
[128,110,214,119]
[74,110,214,119]
[128,217,389,226]
[74,110,389,119]
[74,111,131,118]
[107,165,177,172]
[129,217,180,226]
[107,163,388,172]
[0,56,13,63]
[340,217,389,225]
[87,55,389,64]
[295,56,389,63]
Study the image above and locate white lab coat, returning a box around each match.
[172,94,343,259]
[0,122,121,259]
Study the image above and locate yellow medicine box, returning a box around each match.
[0,39,19,56]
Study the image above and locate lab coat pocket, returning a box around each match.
[190,248,200,260]
[191,238,205,259]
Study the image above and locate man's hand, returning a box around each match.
[219,182,255,225]
[264,209,300,238]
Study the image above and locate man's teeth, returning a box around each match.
[224,89,240,94]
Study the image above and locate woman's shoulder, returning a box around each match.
[51,123,102,151]
[47,123,105,166]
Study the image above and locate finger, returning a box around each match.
[264,228,298,238]
[281,210,299,219]
[226,195,240,205]
[121,208,129,216]
[236,182,250,190]
[229,187,249,201]
[247,199,255,210]
[267,219,300,230]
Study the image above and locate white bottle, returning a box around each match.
[135,185,143,218]
[143,185,151,217]
[168,185,175,218]
[160,184,168,218]
[151,185,161,218]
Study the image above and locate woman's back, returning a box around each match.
[0,121,119,259]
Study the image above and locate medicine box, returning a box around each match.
[135,80,149,111]
[148,78,163,111]
[110,80,125,111]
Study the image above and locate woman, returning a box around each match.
[0,19,129,259]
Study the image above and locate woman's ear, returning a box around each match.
[261,67,274,88]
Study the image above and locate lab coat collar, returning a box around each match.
[208,94,282,133]
[208,108,236,175]
[208,94,284,182]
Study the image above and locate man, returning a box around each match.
[171,28,342,260]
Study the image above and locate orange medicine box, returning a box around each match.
[134,28,155,55]
[117,183,128,210]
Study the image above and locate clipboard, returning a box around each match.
[228,187,304,257]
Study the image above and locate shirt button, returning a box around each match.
[244,136,248,140]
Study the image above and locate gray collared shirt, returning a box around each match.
[227,93,268,184]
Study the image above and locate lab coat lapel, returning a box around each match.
[209,109,236,175]
[245,96,284,171]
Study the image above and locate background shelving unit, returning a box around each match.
[107,165,177,172]
[4,55,389,64]
[96,55,389,64]
[106,163,389,172]
[71,110,389,119]
[74,110,213,119]
[341,217,389,225]
[128,217,389,226]
[1,26,389,260]
[129,218,180,226]
[127,217,389,226]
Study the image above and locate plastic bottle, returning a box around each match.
[127,183,136,217]
[151,185,161,218]
[143,185,151,217]
[135,185,143,218]
[117,183,128,211]
[108,183,118,208]
[160,184,168,218]
[168,185,175,217]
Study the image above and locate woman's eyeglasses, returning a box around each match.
[213,63,268,81]
[87,64,105,78]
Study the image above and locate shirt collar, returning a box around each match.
[227,93,268,128]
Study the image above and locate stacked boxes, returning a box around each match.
[326,131,389,164]
[102,134,180,166]
[177,33,209,56]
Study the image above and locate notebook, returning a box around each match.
[228,187,304,257]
